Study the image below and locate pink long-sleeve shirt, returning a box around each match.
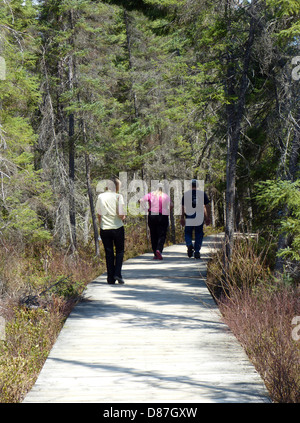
[141,192,171,215]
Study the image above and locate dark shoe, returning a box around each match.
[187,245,194,258]
[114,276,125,284]
[107,281,115,285]
[194,252,200,259]
[155,250,163,260]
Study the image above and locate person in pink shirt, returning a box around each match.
[140,184,172,260]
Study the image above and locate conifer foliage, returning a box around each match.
[0,0,299,267]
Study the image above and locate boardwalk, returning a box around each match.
[23,235,269,403]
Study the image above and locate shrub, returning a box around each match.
[0,241,101,403]
[0,303,64,403]
[207,237,300,403]
[206,236,273,299]
[255,179,300,263]
[0,222,149,402]
[219,284,300,403]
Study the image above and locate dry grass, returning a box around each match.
[0,220,151,403]
[0,300,67,402]
[207,238,300,403]
[0,242,101,403]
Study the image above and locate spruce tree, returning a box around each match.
[0,0,51,244]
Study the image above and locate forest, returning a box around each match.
[0,0,299,403]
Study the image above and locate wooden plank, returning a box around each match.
[23,235,270,403]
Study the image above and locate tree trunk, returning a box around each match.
[224,0,257,264]
[68,10,77,252]
[124,8,146,181]
[68,61,76,252]
[288,110,300,182]
[124,9,139,120]
[82,121,100,256]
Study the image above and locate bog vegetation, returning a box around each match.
[0,0,299,402]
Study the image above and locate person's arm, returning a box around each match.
[118,212,126,222]
[117,195,126,221]
[138,193,150,215]
[180,204,185,226]
[96,196,102,229]
[164,195,173,215]
[204,203,211,226]
[139,194,148,205]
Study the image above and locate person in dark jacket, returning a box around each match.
[181,179,210,259]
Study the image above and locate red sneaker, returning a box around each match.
[155,250,163,260]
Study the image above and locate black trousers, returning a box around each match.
[100,226,125,283]
[148,214,169,254]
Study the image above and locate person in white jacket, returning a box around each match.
[96,178,126,284]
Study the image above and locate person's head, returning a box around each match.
[102,177,121,192]
[191,179,198,190]
[154,182,163,196]
[113,177,121,193]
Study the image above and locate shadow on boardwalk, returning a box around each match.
[23,235,270,403]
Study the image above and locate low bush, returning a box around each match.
[207,237,300,403]
[0,221,150,403]
[0,239,103,403]
[0,302,65,403]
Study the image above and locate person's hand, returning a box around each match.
[180,217,185,227]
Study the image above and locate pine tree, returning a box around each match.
[0,0,52,244]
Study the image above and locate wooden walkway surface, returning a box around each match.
[23,235,270,403]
